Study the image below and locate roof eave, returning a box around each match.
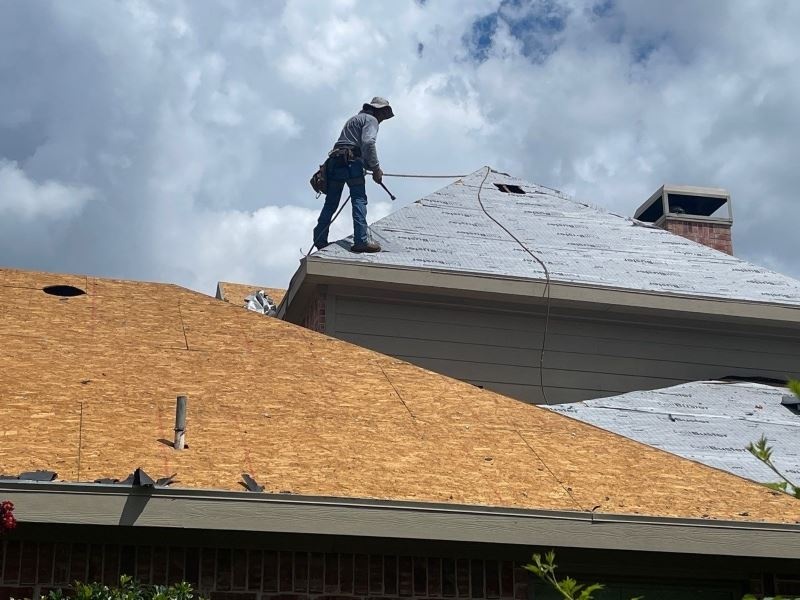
[4,481,800,559]
[278,259,308,321]
[282,258,800,328]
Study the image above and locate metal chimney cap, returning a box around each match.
[635,184,732,224]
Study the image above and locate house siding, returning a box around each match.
[301,291,327,334]
[0,539,526,600]
[326,289,800,405]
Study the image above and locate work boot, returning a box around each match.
[314,241,330,251]
[351,241,381,253]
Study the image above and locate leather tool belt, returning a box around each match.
[310,146,365,196]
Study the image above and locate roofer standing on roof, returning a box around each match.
[313,97,394,253]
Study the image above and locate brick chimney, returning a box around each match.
[634,184,733,254]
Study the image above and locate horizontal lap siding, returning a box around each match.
[465,383,604,404]
[332,296,800,405]
[342,330,791,381]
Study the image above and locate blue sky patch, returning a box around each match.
[467,12,500,62]
[591,0,614,18]
[465,0,569,63]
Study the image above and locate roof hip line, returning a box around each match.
[515,430,585,513]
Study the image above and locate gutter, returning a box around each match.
[280,257,800,327]
[3,481,800,559]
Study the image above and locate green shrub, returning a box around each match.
[44,576,204,600]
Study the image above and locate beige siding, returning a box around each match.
[330,292,800,405]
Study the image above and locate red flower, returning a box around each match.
[0,500,16,534]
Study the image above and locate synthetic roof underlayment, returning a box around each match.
[312,167,800,307]
[546,381,800,485]
[2,266,799,524]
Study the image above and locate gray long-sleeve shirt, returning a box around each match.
[333,111,380,169]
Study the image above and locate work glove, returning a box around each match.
[372,167,383,184]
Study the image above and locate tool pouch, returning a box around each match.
[311,148,364,196]
[310,162,328,197]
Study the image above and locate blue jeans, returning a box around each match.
[313,156,369,247]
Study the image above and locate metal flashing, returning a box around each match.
[635,184,732,222]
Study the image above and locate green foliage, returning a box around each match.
[524,551,641,600]
[524,551,603,600]
[747,435,800,499]
[44,576,203,600]
[747,435,775,463]
[788,379,800,399]
[527,552,800,600]
[746,379,800,500]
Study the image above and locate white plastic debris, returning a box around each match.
[244,290,278,316]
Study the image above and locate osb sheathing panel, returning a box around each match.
[217,281,286,307]
[2,266,799,524]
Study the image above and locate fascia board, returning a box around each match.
[4,483,800,559]
[633,186,665,220]
[663,184,729,198]
[277,260,308,320]
[302,259,800,327]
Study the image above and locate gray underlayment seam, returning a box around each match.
[314,168,800,307]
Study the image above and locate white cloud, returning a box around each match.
[262,109,302,138]
[1,0,799,291]
[0,160,94,220]
[163,198,393,291]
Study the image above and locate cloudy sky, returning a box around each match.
[1,0,799,293]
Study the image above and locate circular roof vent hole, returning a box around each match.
[43,285,86,298]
